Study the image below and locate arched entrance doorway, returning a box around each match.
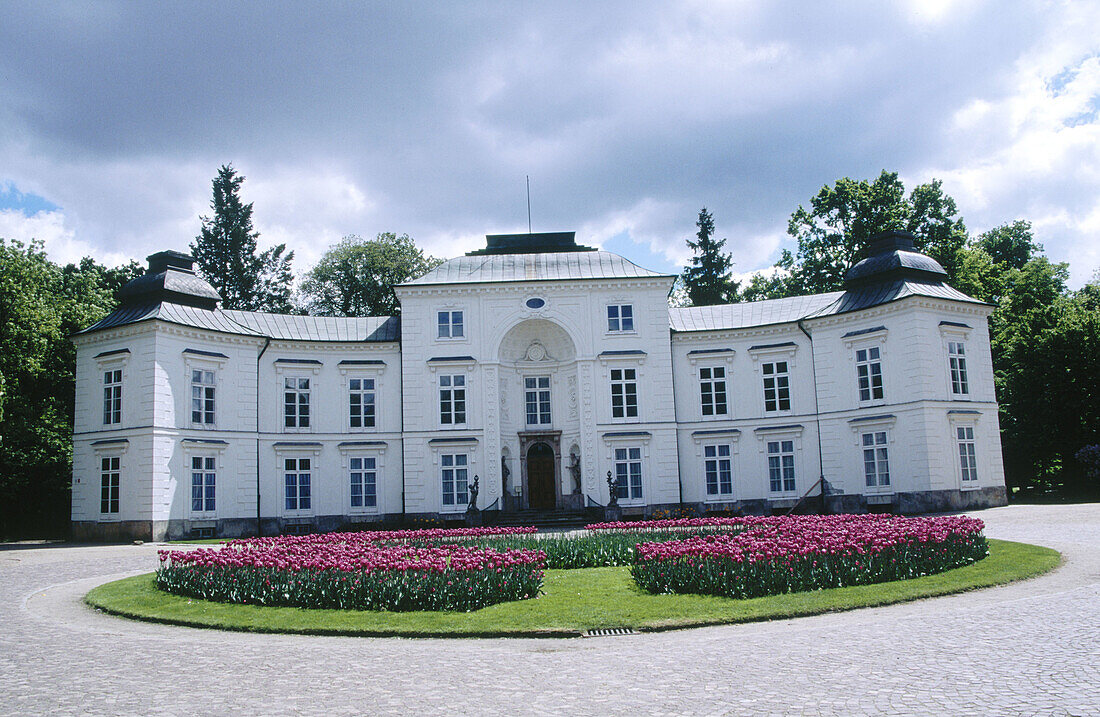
[526,442,557,510]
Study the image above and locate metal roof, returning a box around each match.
[404,250,671,286]
[669,293,844,332]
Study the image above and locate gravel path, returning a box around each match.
[1,503,1097,716]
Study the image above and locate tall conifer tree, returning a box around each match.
[681,206,737,305]
[192,164,294,312]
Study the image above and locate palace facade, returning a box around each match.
[71,230,1006,541]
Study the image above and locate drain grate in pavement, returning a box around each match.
[582,627,637,637]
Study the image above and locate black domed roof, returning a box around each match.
[845,231,947,288]
[117,250,222,310]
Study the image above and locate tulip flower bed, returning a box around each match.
[631,514,988,599]
[157,531,544,612]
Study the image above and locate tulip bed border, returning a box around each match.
[86,538,1059,637]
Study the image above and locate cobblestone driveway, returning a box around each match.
[1,504,1097,716]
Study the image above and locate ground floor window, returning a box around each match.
[704,444,733,497]
[862,432,890,487]
[767,440,796,493]
[957,426,978,482]
[191,455,216,513]
[100,456,120,514]
[441,453,469,507]
[350,456,377,509]
[614,447,643,501]
[284,458,312,511]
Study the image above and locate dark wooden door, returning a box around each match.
[527,443,557,510]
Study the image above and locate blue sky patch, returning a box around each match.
[0,183,60,215]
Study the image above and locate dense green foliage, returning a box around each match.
[192,164,295,313]
[681,207,738,305]
[0,241,139,538]
[299,233,442,316]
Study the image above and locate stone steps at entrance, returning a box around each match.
[491,509,592,531]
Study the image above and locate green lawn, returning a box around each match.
[84,538,1059,637]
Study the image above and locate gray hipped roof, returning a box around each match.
[404,250,671,286]
[669,293,844,332]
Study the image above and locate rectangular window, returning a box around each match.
[524,376,552,425]
[862,432,890,487]
[349,378,376,429]
[704,444,733,497]
[437,310,464,339]
[699,366,728,416]
[762,362,791,412]
[283,377,311,428]
[190,455,216,513]
[100,456,120,514]
[441,453,469,507]
[856,347,884,401]
[610,368,638,418]
[957,426,978,482]
[767,440,796,493]
[439,374,467,425]
[103,369,122,425]
[949,342,969,395]
[614,447,643,500]
[607,304,634,332]
[284,458,312,511]
[350,456,377,509]
[191,369,216,424]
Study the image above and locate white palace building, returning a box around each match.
[71,230,1007,541]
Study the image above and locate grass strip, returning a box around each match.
[85,539,1059,638]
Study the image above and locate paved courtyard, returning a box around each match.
[1,503,1097,716]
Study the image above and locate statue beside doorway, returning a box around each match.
[568,452,582,494]
[465,474,482,526]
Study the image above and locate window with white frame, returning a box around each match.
[856,347,884,401]
[349,456,377,509]
[103,369,122,425]
[699,366,728,416]
[525,376,551,425]
[284,457,312,511]
[440,453,469,507]
[767,440,796,493]
[949,342,969,396]
[613,447,643,501]
[957,426,978,483]
[190,455,216,513]
[439,374,467,425]
[191,369,216,425]
[283,377,311,428]
[100,456,120,514]
[349,377,376,429]
[610,368,639,418]
[704,444,733,497]
[762,362,791,412]
[437,310,464,339]
[862,431,890,487]
[606,304,634,332]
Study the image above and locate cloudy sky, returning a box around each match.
[1,1,1098,287]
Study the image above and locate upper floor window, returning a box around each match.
[699,366,728,416]
[191,370,216,425]
[525,376,551,425]
[437,310,464,339]
[284,457,312,511]
[610,368,638,418]
[439,374,467,425]
[856,347,884,402]
[607,304,634,332]
[349,378,376,429]
[613,447,643,501]
[767,440,796,493]
[704,444,733,497]
[441,453,469,507]
[862,431,890,487]
[948,342,969,396]
[191,455,216,513]
[350,456,377,509]
[103,369,122,425]
[957,426,978,483]
[762,362,791,412]
[100,456,120,514]
[283,377,311,428]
